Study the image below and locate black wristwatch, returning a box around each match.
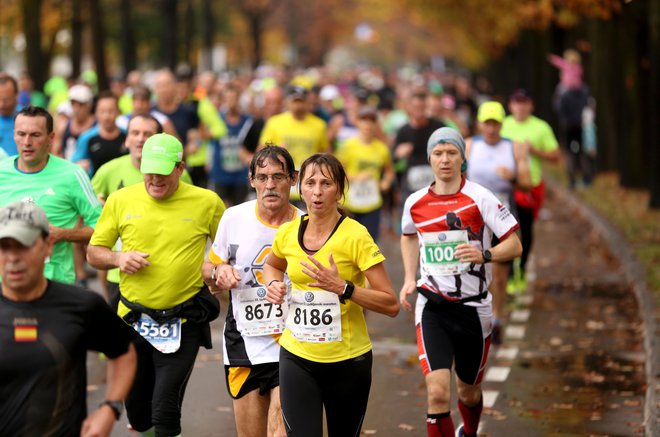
[339,281,355,304]
[100,400,123,420]
[482,249,493,264]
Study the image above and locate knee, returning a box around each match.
[426,381,451,410]
[457,384,481,406]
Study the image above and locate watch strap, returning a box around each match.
[100,400,123,420]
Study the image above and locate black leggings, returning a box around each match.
[126,322,202,437]
[279,347,373,437]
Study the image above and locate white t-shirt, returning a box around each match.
[208,199,302,366]
[402,178,519,309]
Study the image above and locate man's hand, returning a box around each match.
[80,406,115,437]
[394,142,413,159]
[399,280,417,312]
[215,264,241,290]
[117,251,150,274]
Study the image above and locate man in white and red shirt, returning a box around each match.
[399,127,522,437]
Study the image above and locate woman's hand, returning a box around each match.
[300,253,345,295]
[266,280,287,304]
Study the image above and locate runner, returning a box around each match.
[0,106,101,285]
[91,114,192,309]
[399,127,522,437]
[87,133,225,436]
[0,201,136,436]
[73,90,127,176]
[466,101,531,344]
[337,106,395,242]
[501,89,560,291]
[203,145,301,437]
[264,153,399,436]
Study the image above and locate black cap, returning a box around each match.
[510,88,533,102]
[286,85,309,100]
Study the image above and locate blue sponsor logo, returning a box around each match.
[257,287,266,298]
[304,292,315,302]
[438,233,447,242]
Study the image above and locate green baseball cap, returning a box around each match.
[140,133,184,175]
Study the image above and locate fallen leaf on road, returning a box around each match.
[215,406,232,413]
[361,429,377,435]
[398,423,415,431]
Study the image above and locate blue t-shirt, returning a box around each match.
[210,112,251,185]
[0,114,17,156]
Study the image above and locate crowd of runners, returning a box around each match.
[0,59,595,436]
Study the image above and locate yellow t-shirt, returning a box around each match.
[259,112,328,169]
[271,215,385,363]
[337,137,392,213]
[90,182,226,318]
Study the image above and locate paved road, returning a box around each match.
[87,187,647,436]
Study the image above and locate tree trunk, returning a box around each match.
[89,0,108,91]
[163,0,178,70]
[200,0,214,71]
[617,1,646,188]
[183,0,195,67]
[119,0,136,75]
[70,0,83,79]
[650,0,660,208]
[21,0,46,90]
[248,13,263,69]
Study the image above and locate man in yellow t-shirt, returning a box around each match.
[259,85,328,201]
[87,133,225,437]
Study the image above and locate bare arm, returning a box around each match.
[264,253,288,304]
[513,141,532,190]
[201,259,240,294]
[87,245,150,274]
[48,225,94,244]
[454,231,522,264]
[399,233,420,311]
[80,343,137,437]
[529,143,561,163]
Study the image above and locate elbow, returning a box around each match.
[86,246,103,269]
[385,300,401,318]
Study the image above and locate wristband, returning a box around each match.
[210,265,218,282]
[268,279,282,287]
[339,280,355,304]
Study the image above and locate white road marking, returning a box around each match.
[495,346,519,360]
[505,325,526,340]
[510,309,531,323]
[482,390,499,408]
[484,366,511,382]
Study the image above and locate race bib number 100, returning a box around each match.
[234,286,287,336]
[422,230,470,276]
[286,290,342,343]
[134,314,181,354]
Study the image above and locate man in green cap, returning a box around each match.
[87,132,226,437]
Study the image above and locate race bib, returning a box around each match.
[422,230,470,276]
[220,140,243,172]
[406,165,434,191]
[286,290,342,343]
[234,286,287,336]
[134,314,181,353]
[347,179,380,209]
